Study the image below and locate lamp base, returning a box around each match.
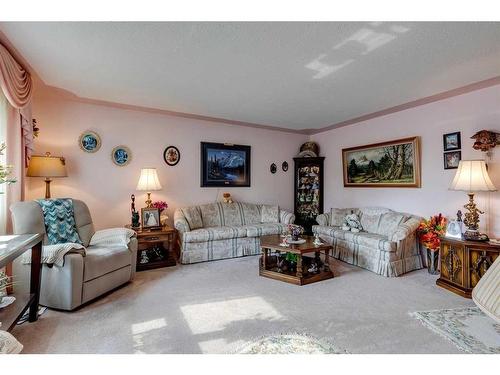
[145,192,153,208]
[44,178,52,199]
[463,229,489,242]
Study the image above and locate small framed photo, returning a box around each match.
[141,207,161,229]
[445,219,463,239]
[444,151,461,169]
[163,146,180,166]
[443,132,461,151]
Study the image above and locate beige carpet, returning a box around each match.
[12,256,473,353]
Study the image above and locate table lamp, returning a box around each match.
[449,160,497,241]
[136,168,162,207]
[26,152,68,199]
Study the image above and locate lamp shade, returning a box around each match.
[449,160,497,192]
[26,153,67,178]
[136,168,162,191]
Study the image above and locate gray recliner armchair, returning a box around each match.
[10,199,137,311]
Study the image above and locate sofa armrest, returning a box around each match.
[389,217,420,242]
[174,208,191,234]
[280,209,295,224]
[316,212,331,226]
[90,228,136,248]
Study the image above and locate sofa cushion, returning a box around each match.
[376,212,408,236]
[313,225,396,252]
[261,205,279,223]
[239,202,261,225]
[359,207,391,233]
[183,226,248,243]
[181,206,203,230]
[199,203,222,228]
[246,223,287,237]
[84,245,131,282]
[220,203,243,226]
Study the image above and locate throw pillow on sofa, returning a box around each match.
[181,206,203,230]
[376,212,408,237]
[261,205,279,223]
[330,208,357,226]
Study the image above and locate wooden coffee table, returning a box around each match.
[259,235,333,285]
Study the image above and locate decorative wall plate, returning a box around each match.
[282,161,288,172]
[270,163,277,174]
[163,146,180,166]
[111,145,132,166]
[78,131,101,153]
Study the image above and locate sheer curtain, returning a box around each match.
[0,92,23,236]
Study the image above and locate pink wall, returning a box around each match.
[27,89,307,229]
[311,84,500,237]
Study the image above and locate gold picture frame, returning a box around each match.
[141,207,161,229]
[111,145,132,166]
[342,136,421,188]
[78,130,101,153]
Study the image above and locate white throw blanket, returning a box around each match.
[21,243,85,267]
[21,228,136,267]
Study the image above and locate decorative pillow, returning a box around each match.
[199,203,222,228]
[261,205,279,223]
[36,199,82,245]
[181,206,203,230]
[330,208,357,226]
[90,228,136,247]
[376,212,408,237]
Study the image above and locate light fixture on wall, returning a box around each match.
[136,168,162,208]
[26,152,68,199]
[449,160,497,241]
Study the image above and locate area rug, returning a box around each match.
[236,333,347,354]
[411,306,500,354]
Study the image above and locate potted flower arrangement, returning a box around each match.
[152,201,169,226]
[287,224,304,241]
[418,214,447,274]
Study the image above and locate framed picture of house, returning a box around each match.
[443,132,461,151]
[201,142,251,187]
[342,136,421,188]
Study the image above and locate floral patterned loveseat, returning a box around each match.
[313,207,423,277]
[174,202,295,264]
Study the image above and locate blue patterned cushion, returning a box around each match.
[36,199,82,245]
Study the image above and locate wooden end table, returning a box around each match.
[126,225,177,271]
[437,236,500,298]
[259,235,334,285]
[0,234,43,332]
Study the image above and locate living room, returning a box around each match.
[1,1,499,372]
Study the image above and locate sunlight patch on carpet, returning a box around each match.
[180,296,284,335]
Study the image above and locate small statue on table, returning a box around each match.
[131,194,140,229]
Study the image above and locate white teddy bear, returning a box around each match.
[342,212,363,233]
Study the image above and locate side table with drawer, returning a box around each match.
[126,225,178,271]
[437,237,500,298]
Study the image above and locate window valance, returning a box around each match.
[0,43,32,109]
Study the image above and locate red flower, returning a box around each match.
[418,214,447,251]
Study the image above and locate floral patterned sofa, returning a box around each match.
[174,202,295,264]
[313,207,423,277]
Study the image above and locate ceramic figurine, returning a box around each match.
[313,233,322,246]
[131,194,140,228]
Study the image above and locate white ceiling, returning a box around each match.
[2,22,500,131]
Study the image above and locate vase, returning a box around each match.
[426,248,440,275]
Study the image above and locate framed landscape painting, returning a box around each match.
[342,136,421,188]
[201,142,251,187]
